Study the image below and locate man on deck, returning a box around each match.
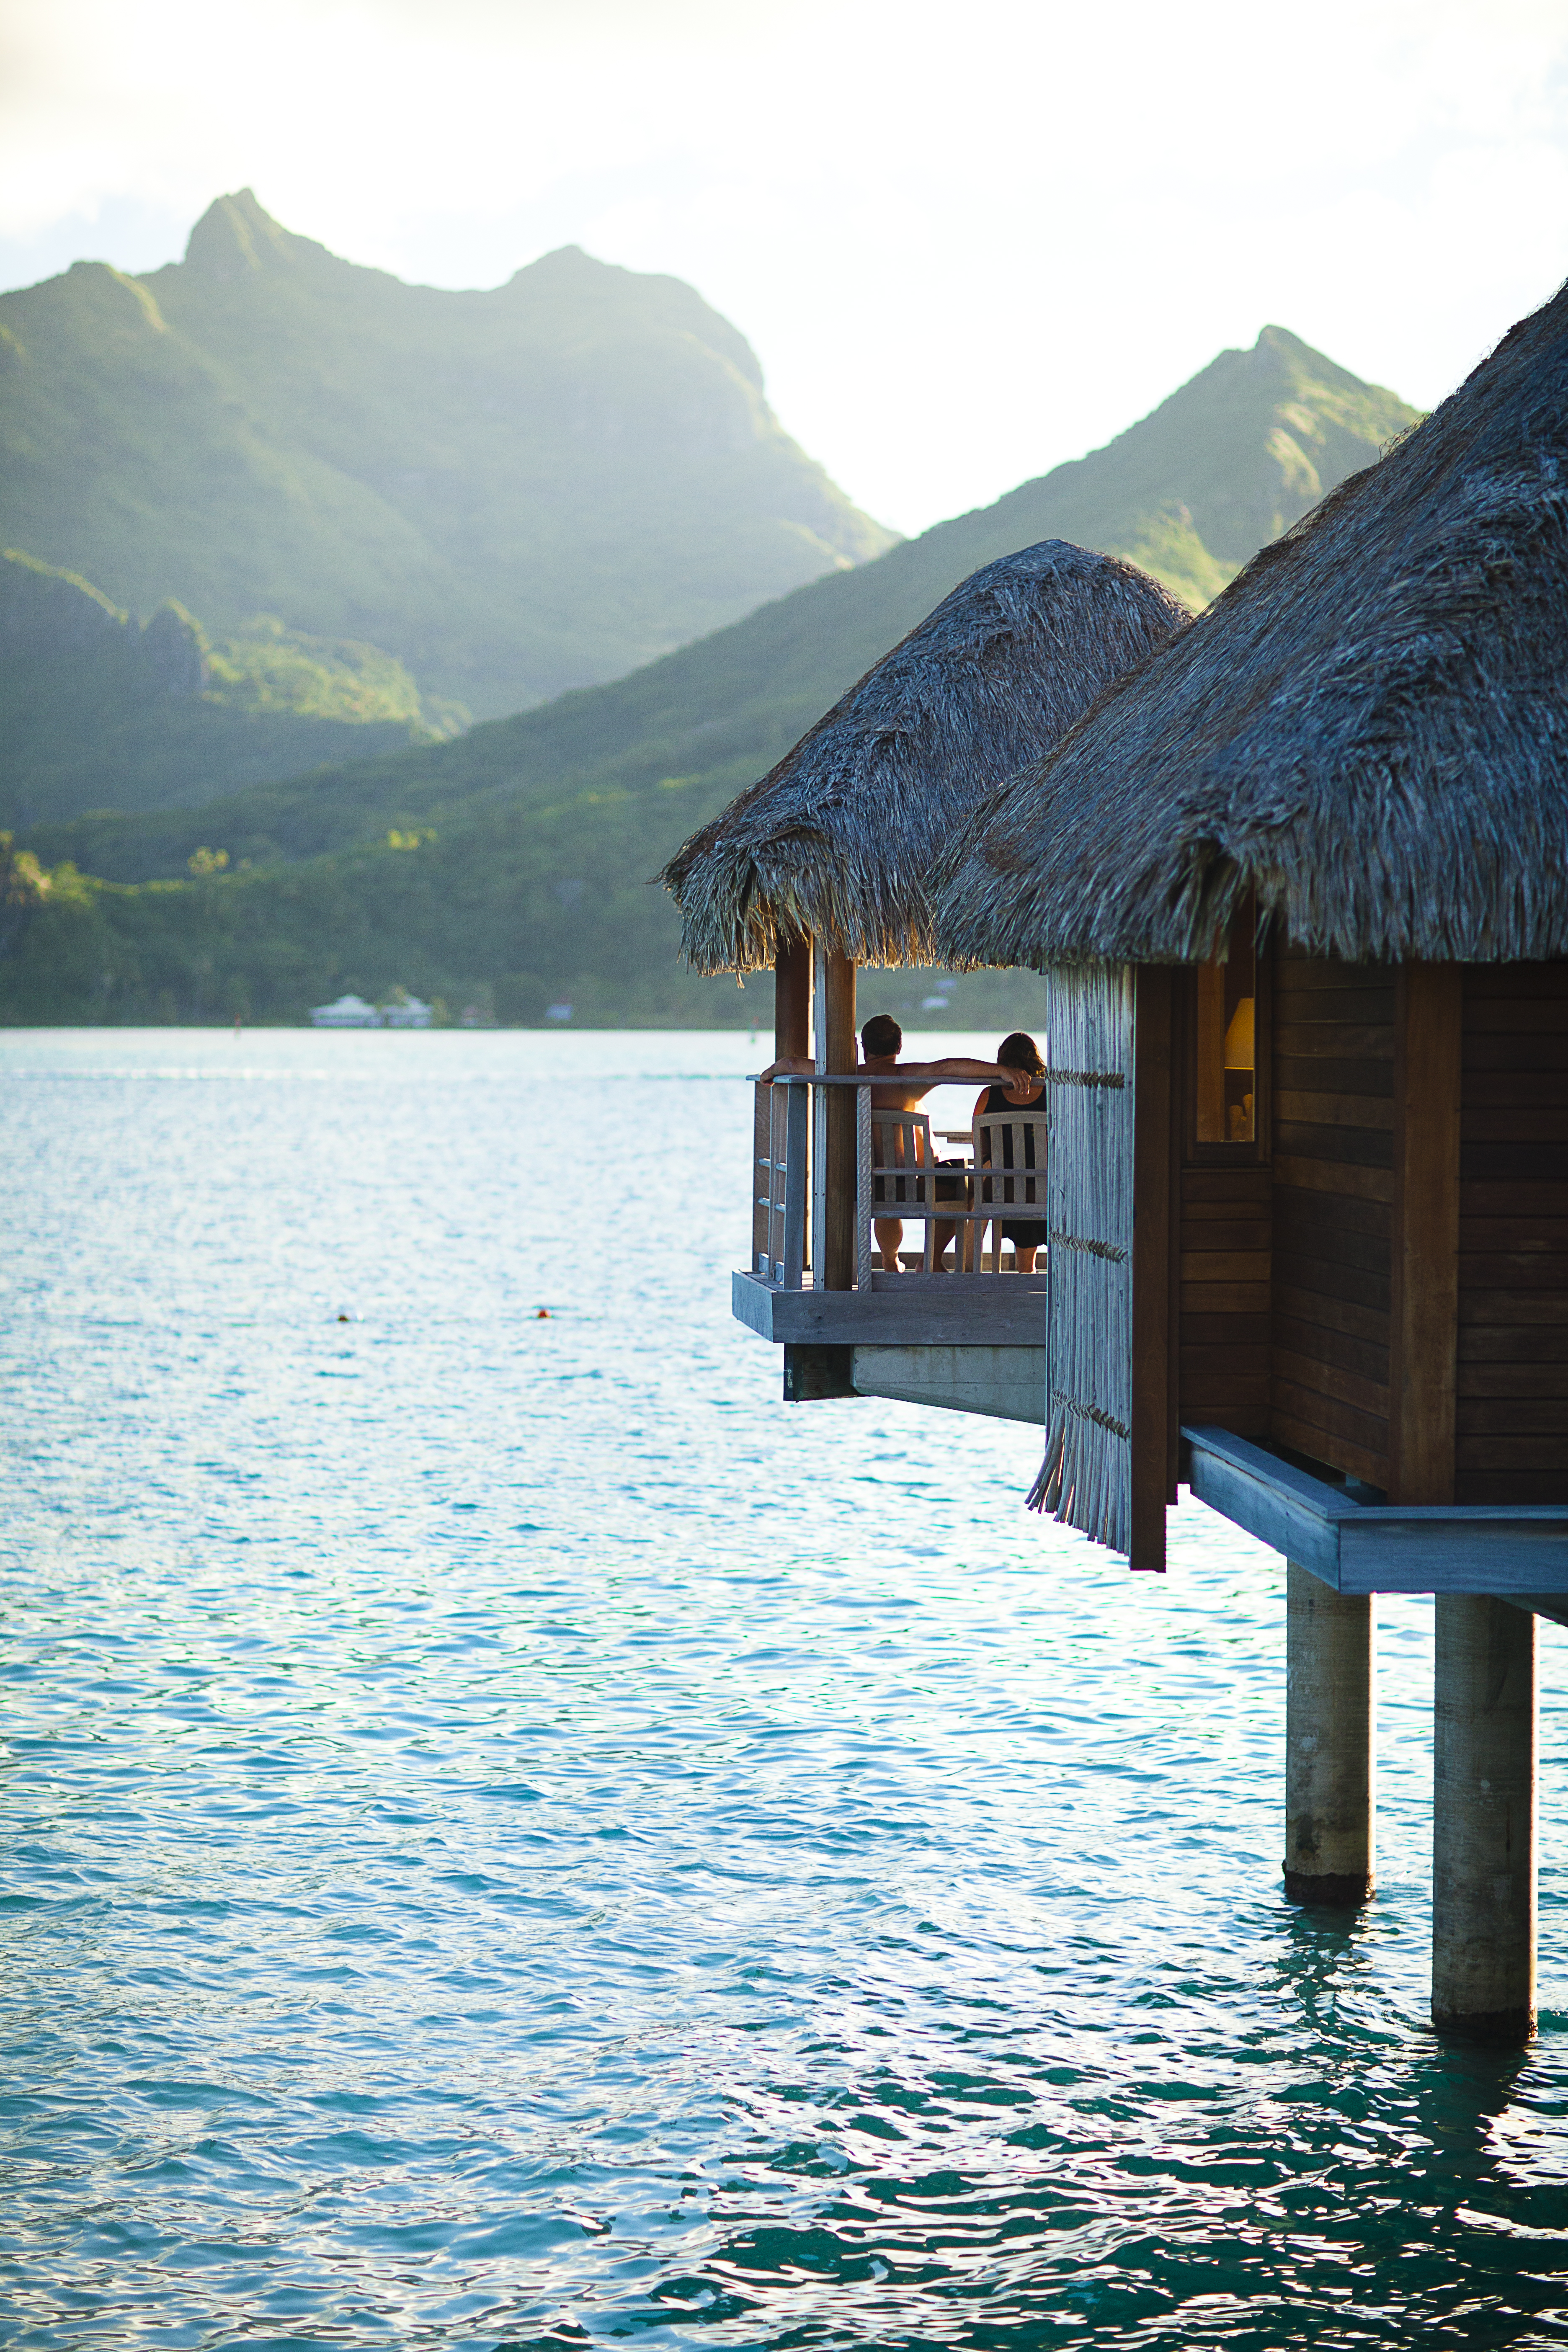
[758,1014,1016,1271]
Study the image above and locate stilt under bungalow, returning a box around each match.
[1285,1568,1375,1907]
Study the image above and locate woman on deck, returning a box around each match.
[972,1032,1048,1273]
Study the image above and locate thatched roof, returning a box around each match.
[934,281,1568,969]
[658,542,1189,974]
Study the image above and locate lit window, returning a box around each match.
[1195,934,1256,1144]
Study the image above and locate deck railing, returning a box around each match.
[753,1075,811,1287]
[752,1075,1047,1293]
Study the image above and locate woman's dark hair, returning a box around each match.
[861,1013,903,1057]
[998,1030,1045,1077]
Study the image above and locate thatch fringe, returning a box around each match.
[934,280,1568,970]
[658,542,1188,974]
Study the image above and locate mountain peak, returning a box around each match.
[1248,322,1391,401]
[184,190,299,281]
[500,244,614,299]
[520,245,593,272]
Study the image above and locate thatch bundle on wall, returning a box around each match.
[659,542,1189,975]
[933,280,1568,971]
[1030,963,1136,1552]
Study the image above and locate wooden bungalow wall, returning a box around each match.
[1176,1171,1272,1440]
[1172,944,1395,1485]
[1268,949,1394,1489]
[1169,946,1568,1509]
[1457,964,1568,1505]
[1171,944,1271,1449]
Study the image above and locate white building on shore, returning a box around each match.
[309,993,379,1028]
[381,993,434,1028]
[308,991,435,1029]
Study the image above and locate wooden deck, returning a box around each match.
[732,1269,1047,1348]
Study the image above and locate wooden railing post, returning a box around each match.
[782,1082,808,1289]
[815,945,857,1290]
[754,939,812,1287]
[752,1079,773,1276]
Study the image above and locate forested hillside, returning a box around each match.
[0,549,462,831]
[3,327,1420,1026]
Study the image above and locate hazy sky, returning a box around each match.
[3,0,1566,534]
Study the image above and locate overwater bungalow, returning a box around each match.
[660,540,1186,1417]
[934,280,1568,2040]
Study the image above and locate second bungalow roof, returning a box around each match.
[934,281,1568,971]
[659,540,1188,975]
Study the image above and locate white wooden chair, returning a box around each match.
[969,1109,1049,1272]
[869,1107,949,1272]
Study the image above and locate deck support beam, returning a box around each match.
[1432,1594,1537,2043]
[814,944,857,1291]
[1284,1563,1375,1904]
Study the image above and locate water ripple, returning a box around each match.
[1,1028,1566,2348]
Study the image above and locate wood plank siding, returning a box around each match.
[1457,963,1568,1505]
[1388,964,1462,1504]
[1269,948,1395,1488]
[1179,1166,1272,1434]
[1169,947,1568,1525]
[1173,938,1271,1444]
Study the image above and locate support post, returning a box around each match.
[1284,1563,1375,1905]
[775,935,811,1064]
[815,944,857,1291]
[1432,1595,1537,2043]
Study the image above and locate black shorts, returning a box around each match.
[873,1158,968,1207]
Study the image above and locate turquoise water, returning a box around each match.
[3,1026,1567,2351]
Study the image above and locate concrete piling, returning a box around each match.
[1432,1595,1537,2044]
[1284,1563,1375,1905]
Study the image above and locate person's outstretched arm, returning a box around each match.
[896,1057,1017,1084]
[755,1054,1019,1086]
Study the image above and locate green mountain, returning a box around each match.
[0,548,466,830]
[3,327,1420,1027]
[0,189,895,718]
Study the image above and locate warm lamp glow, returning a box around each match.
[1223,997,1255,1070]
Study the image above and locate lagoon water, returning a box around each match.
[3,1026,1568,2350]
